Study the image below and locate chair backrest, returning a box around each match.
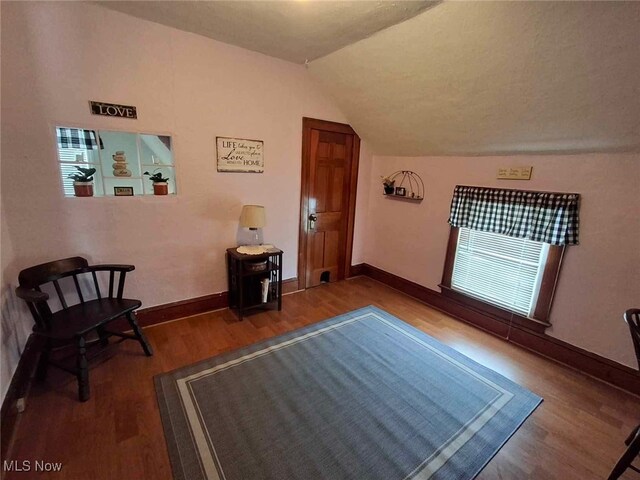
[624,309,640,370]
[18,257,87,331]
[18,256,88,289]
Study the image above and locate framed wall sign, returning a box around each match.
[90,101,137,119]
[114,186,134,196]
[216,137,264,173]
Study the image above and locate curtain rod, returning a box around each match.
[456,185,580,198]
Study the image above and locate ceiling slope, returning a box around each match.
[96,0,437,64]
[309,1,640,156]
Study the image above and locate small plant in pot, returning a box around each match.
[144,170,170,195]
[68,166,97,197]
[381,175,395,195]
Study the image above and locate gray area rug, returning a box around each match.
[155,306,542,480]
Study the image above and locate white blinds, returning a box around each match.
[451,227,547,316]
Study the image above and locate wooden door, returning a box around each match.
[299,118,360,289]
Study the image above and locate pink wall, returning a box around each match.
[0,2,372,400]
[351,141,373,265]
[1,196,34,401]
[363,153,640,367]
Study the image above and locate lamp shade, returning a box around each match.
[239,205,266,229]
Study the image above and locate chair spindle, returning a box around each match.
[72,274,85,303]
[108,271,115,298]
[53,280,67,309]
[92,271,101,299]
[34,301,53,331]
[116,272,126,299]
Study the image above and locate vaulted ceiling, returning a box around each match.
[97,1,640,156]
[97,1,438,64]
[309,1,640,155]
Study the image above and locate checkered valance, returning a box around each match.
[448,185,580,245]
[56,128,103,150]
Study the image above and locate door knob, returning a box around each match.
[308,213,318,230]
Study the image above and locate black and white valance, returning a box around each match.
[448,185,580,246]
[56,127,103,150]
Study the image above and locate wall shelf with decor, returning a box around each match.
[381,170,424,202]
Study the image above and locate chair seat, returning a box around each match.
[34,298,141,339]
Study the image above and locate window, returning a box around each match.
[451,228,547,317]
[442,185,578,332]
[55,127,176,197]
[441,226,565,332]
[58,145,102,196]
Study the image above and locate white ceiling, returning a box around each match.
[96,0,438,64]
[97,1,640,156]
[309,1,640,155]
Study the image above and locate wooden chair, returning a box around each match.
[607,309,640,479]
[16,257,153,402]
[626,309,640,367]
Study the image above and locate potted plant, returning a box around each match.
[68,166,97,197]
[144,170,170,195]
[381,175,395,195]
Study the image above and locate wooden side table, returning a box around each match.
[226,247,283,320]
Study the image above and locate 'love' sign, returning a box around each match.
[90,101,137,119]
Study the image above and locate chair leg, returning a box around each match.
[126,312,153,356]
[36,338,51,381]
[76,336,90,402]
[625,424,640,446]
[608,424,640,480]
[97,326,109,347]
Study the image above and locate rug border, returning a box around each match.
[154,374,188,480]
[470,397,542,478]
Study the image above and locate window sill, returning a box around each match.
[63,194,180,203]
[438,285,551,334]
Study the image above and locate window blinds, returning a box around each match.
[452,227,547,317]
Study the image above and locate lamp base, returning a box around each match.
[237,227,264,246]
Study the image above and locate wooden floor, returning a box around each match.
[5,276,640,479]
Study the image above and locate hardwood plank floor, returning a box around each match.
[4,276,639,479]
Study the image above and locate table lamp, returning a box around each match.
[239,205,265,246]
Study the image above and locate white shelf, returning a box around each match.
[102,175,143,179]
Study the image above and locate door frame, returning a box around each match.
[297,117,361,290]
